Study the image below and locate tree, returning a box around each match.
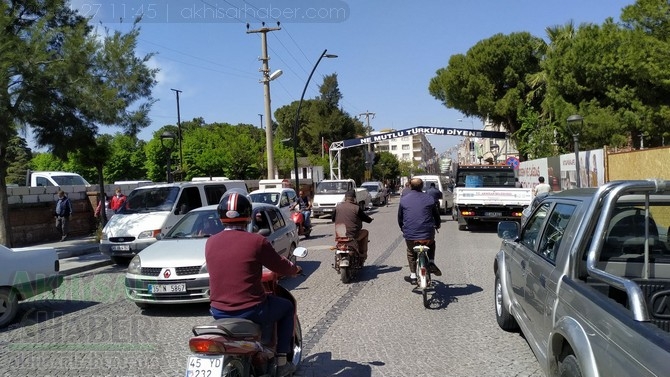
[372,152,400,182]
[0,2,157,246]
[5,135,32,186]
[428,32,544,144]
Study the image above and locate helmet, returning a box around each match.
[218,190,252,223]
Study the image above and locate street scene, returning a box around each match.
[0,205,542,377]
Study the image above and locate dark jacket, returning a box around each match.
[398,190,440,240]
[332,200,373,239]
[426,187,443,203]
[55,196,72,218]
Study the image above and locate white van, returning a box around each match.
[412,174,453,215]
[28,171,90,187]
[100,180,247,264]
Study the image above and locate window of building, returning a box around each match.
[402,144,410,150]
[391,145,397,151]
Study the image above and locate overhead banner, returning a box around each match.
[341,126,507,148]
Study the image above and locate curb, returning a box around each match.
[61,259,114,276]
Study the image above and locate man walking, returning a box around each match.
[54,190,72,241]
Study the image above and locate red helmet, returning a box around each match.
[218,190,252,223]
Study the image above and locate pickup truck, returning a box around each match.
[311,179,370,217]
[494,180,670,377]
[453,164,533,230]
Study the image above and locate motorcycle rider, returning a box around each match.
[205,191,302,377]
[292,190,312,230]
[398,178,442,284]
[332,190,373,262]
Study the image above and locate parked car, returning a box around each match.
[249,187,298,218]
[124,203,299,307]
[361,181,387,206]
[0,246,63,327]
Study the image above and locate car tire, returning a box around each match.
[559,354,582,377]
[494,272,518,331]
[0,288,19,328]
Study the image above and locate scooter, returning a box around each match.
[290,209,311,238]
[184,247,307,377]
[331,224,363,284]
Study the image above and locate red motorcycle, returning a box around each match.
[332,224,363,283]
[184,247,307,377]
[290,209,311,238]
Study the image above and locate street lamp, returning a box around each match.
[293,49,337,191]
[566,114,584,188]
[160,131,176,183]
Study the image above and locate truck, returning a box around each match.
[494,180,670,377]
[26,170,90,187]
[311,179,370,217]
[452,164,533,230]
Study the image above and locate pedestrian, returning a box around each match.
[54,190,72,241]
[110,188,127,213]
[384,183,391,206]
[398,178,442,284]
[534,176,551,196]
[514,178,522,188]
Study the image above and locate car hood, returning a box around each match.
[103,212,169,237]
[136,238,208,267]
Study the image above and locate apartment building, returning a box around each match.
[373,128,440,174]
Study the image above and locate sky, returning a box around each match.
[64,0,635,157]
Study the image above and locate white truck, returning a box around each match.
[453,164,533,230]
[311,179,370,217]
[27,171,90,187]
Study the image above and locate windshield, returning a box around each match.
[362,185,378,193]
[457,169,516,188]
[316,181,350,194]
[422,180,439,192]
[52,175,89,186]
[120,187,180,214]
[165,209,224,239]
[250,192,280,205]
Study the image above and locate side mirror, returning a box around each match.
[156,233,163,240]
[498,221,520,240]
[293,246,308,258]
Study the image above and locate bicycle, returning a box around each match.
[412,241,432,308]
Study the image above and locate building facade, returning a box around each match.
[373,128,440,174]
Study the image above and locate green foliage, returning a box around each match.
[372,152,400,182]
[5,136,32,186]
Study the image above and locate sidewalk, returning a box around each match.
[19,235,113,276]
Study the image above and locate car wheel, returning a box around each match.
[494,272,518,331]
[559,354,582,377]
[0,288,19,328]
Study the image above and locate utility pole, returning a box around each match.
[247,22,281,179]
[171,88,183,179]
[359,111,375,180]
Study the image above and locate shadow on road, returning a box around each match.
[359,264,403,282]
[298,351,378,376]
[418,281,484,310]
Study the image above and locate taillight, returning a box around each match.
[512,212,523,217]
[461,210,475,216]
[189,337,226,353]
[419,267,427,276]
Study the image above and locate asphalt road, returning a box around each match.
[0,201,543,377]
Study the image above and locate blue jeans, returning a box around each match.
[302,210,311,228]
[210,295,295,354]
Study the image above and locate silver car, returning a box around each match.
[124,203,299,307]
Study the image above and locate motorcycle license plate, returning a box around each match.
[149,283,186,294]
[185,355,224,377]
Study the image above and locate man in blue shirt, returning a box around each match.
[398,178,442,284]
[426,182,443,205]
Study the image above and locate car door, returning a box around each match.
[525,203,576,352]
[508,202,550,325]
[267,208,290,258]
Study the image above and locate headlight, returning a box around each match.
[128,255,142,274]
[101,232,108,241]
[199,263,208,274]
[137,230,160,239]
